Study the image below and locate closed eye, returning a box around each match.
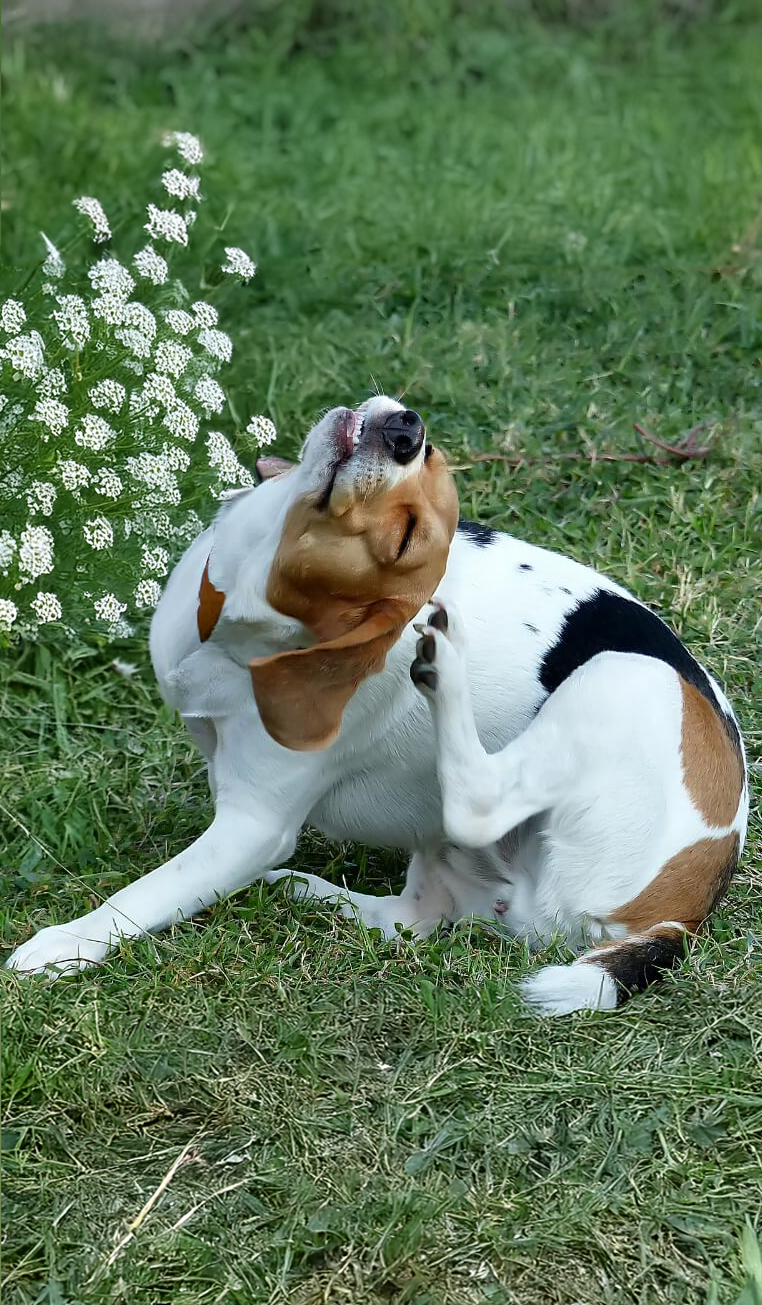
[396,513,417,560]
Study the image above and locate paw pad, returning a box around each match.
[428,604,448,633]
[410,660,438,691]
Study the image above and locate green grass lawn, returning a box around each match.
[2,5,762,1302]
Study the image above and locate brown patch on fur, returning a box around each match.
[251,445,458,750]
[251,599,412,751]
[611,830,740,934]
[197,557,225,643]
[680,678,744,827]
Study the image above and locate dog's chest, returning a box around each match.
[309,754,442,848]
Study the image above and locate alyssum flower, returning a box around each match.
[0,128,277,644]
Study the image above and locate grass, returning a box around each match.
[2,4,762,1302]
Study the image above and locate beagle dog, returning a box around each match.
[7,396,748,1015]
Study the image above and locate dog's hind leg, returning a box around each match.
[266,850,456,940]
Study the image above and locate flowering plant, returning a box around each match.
[0,130,277,644]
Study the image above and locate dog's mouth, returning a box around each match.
[316,408,366,509]
[316,405,428,511]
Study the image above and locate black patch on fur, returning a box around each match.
[539,589,718,708]
[524,623,539,635]
[519,562,533,571]
[457,517,497,548]
[595,932,687,1005]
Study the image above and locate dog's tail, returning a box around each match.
[519,922,693,1016]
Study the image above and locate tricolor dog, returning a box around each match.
[7,396,748,1014]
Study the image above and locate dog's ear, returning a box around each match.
[255,455,295,482]
[249,599,409,750]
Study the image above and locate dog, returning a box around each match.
[7,396,748,1014]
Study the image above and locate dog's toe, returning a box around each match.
[428,603,448,633]
[416,631,437,663]
[410,659,438,692]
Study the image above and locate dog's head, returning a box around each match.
[231,396,457,749]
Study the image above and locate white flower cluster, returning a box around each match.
[246,415,277,448]
[57,459,91,492]
[1,300,27,334]
[133,246,168,286]
[0,531,17,574]
[198,328,233,364]
[145,204,188,247]
[126,449,184,505]
[163,400,199,442]
[194,375,225,414]
[74,414,116,451]
[73,196,111,243]
[31,591,62,623]
[155,340,192,378]
[92,468,123,499]
[41,234,66,280]
[93,592,127,627]
[84,516,114,550]
[0,598,18,631]
[162,169,201,201]
[19,524,55,580]
[143,371,177,407]
[164,131,204,164]
[27,481,58,516]
[134,578,162,608]
[53,295,90,350]
[89,258,135,300]
[206,430,254,492]
[0,128,281,645]
[142,544,169,575]
[2,331,46,378]
[38,368,67,400]
[32,397,69,439]
[164,309,195,336]
[192,302,217,327]
[89,379,126,412]
[221,247,257,280]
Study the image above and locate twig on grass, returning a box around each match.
[449,421,711,472]
[99,1134,204,1272]
[169,1176,251,1232]
[632,421,709,460]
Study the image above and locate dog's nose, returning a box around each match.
[382,409,425,464]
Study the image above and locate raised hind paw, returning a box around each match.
[409,599,467,700]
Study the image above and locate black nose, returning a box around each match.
[382,409,425,464]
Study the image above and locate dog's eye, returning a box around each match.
[396,513,417,560]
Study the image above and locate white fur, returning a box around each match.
[7,396,748,1015]
[520,963,619,1015]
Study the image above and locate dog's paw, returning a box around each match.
[6,924,108,977]
[410,601,465,699]
[410,625,440,695]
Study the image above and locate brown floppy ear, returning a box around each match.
[250,600,409,751]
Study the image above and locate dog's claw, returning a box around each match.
[410,659,438,692]
[428,604,448,633]
[416,632,436,663]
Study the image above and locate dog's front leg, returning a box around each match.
[6,804,302,976]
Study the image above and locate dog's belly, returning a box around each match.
[308,759,444,849]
